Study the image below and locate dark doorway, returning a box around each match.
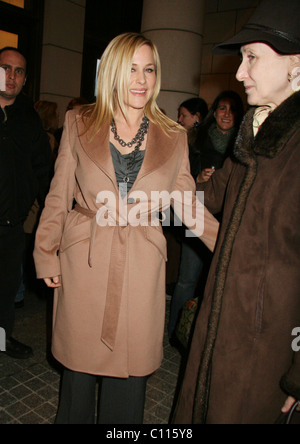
[81,0,144,103]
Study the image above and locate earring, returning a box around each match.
[288,73,294,82]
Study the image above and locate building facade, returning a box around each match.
[0,0,260,123]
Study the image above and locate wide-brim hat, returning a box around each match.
[214,0,300,55]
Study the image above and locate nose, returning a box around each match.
[137,70,146,84]
[236,61,248,82]
[224,107,231,117]
[8,69,16,80]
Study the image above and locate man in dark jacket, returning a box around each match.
[0,47,53,358]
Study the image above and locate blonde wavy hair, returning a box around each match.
[82,32,183,139]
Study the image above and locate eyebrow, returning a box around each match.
[0,63,26,71]
[132,62,155,66]
[241,46,256,53]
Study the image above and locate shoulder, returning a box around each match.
[151,120,186,141]
[63,108,83,134]
[149,121,187,154]
[14,94,38,120]
[10,94,43,135]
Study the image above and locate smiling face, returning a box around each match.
[214,98,237,133]
[125,44,156,112]
[236,43,294,107]
[0,50,27,106]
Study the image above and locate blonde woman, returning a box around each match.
[33,33,219,424]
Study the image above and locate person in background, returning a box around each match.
[165,97,209,298]
[177,97,208,130]
[34,100,59,158]
[177,97,209,178]
[54,97,89,146]
[33,33,219,424]
[168,97,209,342]
[173,0,300,424]
[0,47,53,359]
[195,90,244,184]
[15,100,59,308]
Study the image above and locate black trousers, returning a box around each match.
[0,224,25,338]
[55,368,148,424]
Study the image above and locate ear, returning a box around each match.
[195,111,201,123]
[289,54,300,70]
[289,56,300,92]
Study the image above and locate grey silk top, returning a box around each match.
[109,142,145,199]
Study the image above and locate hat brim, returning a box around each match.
[213,28,300,55]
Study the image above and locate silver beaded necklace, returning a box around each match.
[110,116,149,184]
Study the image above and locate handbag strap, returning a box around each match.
[275,401,299,424]
[286,401,299,424]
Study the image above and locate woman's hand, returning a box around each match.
[281,396,299,413]
[197,168,215,184]
[44,276,61,288]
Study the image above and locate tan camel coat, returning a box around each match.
[33,110,219,377]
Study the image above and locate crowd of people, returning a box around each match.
[0,0,299,425]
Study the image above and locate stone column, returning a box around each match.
[40,0,86,126]
[141,0,205,120]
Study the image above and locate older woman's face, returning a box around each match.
[236,43,292,107]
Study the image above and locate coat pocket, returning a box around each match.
[60,219,91,253]
[144,226,168,262]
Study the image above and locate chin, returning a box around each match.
[246,96,258,106]
[247,94,268,107]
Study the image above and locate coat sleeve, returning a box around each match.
[280,352,300,401]
[33,111,77,279]
[196,156,235,214]
[31,120,54,208]
[171,132,219,252]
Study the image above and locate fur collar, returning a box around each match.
[234,91,300,165]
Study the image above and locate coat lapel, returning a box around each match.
[136,121,178,182]
[76,115,116,183]
[76,116,178,190]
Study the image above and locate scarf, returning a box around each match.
[208,123,237,154]
[253,105,275,137]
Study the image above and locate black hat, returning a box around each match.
[214,0,300,55]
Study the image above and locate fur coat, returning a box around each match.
[173,91,300,424]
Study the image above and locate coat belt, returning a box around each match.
[74,203,158,352]
[74,203,127,351]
